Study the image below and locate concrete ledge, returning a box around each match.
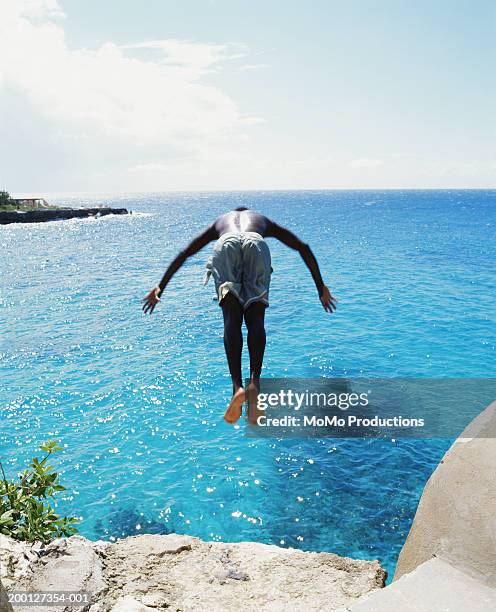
[394,400,496,585]
[351,558,496,612]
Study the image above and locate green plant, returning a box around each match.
[0,190,12,207]
[0,440,78,543]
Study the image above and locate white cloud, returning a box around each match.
[348,158,385,169]
[121,40,247,73]
[0,1,259,190]
[238,63,270,72]
[19,0,65,19]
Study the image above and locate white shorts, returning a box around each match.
[204,232,272,309]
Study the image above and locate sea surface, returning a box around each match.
[1,190,495,580]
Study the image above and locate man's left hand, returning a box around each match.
[320,285,337,314]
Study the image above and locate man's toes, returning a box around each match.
[223,388,245,424]
[224,405,242,424]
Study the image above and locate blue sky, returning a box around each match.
[0,0,494,192]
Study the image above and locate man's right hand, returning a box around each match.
[320,285,337,314]
[142,287,161,315]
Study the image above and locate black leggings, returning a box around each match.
[221,293,266,392]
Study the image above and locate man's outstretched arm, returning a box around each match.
[266,220,337,314]
[142,224,217,314]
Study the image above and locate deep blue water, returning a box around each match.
[1,190,495,580]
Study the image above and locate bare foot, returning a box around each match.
[224,387,245,424]
[247,382,263,425]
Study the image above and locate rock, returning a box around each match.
[226,567,250,581]
[1,533,385,611]
[0,578,14,612]
[0,535,40,589]
[0,207,129,224]
[2,536,107,612]
[141,592,169,607]
[111,533,194,559]
[110,595,157,612]
[394,400,496,585]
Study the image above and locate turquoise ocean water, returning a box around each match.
[1,190,495,579]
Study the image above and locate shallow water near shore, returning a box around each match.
[1,190,495,580]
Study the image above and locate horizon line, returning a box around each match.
[10,187,496,198]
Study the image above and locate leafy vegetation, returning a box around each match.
[0,440,78,543]
[0,190,14,209]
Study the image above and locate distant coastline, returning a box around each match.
[0,206,129,225]
[0,192,129,224]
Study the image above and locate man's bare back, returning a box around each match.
[213,209,272,237]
